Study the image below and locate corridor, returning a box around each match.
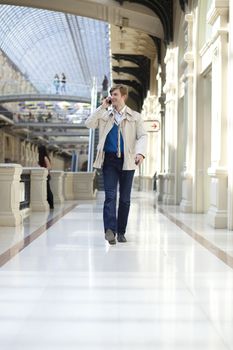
[0,192,233,349]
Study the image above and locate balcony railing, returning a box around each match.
[0,79,92,98]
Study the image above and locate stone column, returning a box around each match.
[155,66,166,202]
[21,141,26,167]
[180,13,194,213]
[0,164,22,226]
[13,137,20,164]
[141,93,160,178]
[163,47,178,204]
[25,143,30,166]
[29,167,49,211]
[64,172,75,200]
[207,1,229,228]
[228,0,233,229]
[73,172,97,200]
[0,131,4,163]
[50,170,64,204]
[32,144,37,166]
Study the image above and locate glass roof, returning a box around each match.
[0,5,111,98]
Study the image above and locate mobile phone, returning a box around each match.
[106,97,112,104]
[135,159,139,165]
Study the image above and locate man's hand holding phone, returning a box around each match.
[102,96,112,109]
[106,97,112,105]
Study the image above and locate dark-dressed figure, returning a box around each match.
[38,145,54,209]
[102,75,109,97]
[61,73,66,93]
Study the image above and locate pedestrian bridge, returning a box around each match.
[0,94,91,104]
[0,80,92,104]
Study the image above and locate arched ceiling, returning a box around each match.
[0,0,181,151]
[0,0,176,110]
[0,0,165,39]
[0,5,111,153]
[0,5,111,97]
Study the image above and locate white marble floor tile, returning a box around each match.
[0,192,232,349]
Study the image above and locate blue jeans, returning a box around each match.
[103,153,135,235]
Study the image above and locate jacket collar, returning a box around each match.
[125,106,133,117]
[107,105,134,118]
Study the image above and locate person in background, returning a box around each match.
[85,84,147,245]
[61,73,66,93]
[53,74,60,94]
[38,145,54,209]
[102,75,109,97]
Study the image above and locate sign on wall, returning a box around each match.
[144,120,160,132]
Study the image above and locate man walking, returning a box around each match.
[85,85,147,244]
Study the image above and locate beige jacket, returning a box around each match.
[85,105,147,170]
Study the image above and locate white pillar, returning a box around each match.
[29,168,49,211]
[87,77,97,172]
[228,0,233,229]
[141,93,161,178]
[207,1,229,228]
[180,13,194,213]
[163,47,178,205]
[50,170,64,204]
[0,164,22,226]
[64,172,75,200]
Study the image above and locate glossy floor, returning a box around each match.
[0,192,233,349]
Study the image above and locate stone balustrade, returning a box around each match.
[133,175,154,192]
[50,170,64,204]
[0,163,22,226]
[28,167,50,212]
[0,165,97,226]
[64,171,97,200]
[63,172,75,200]
[73,171,97,200]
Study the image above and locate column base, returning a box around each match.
[180,199,192,213]
[162,172,175,205]
[208,206,227,228]
[30,202,49,211]
[0,212,22,226]
[180,172,193,212]
[157,174,165,202]
[207,166,227,229]
[164,194,175,205]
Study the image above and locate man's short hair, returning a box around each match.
[110,84,128,98]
